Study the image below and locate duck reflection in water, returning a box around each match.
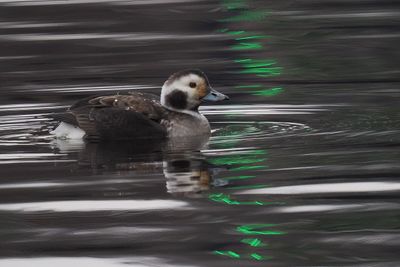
[53,135,226,197]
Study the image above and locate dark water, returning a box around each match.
[1,0,400,266]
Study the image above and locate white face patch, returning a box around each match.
[161,73,206,111]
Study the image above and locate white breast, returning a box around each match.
[166,112,210,137]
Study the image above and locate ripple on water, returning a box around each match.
[202,104,320,145]
[0,103,67,164]
[210,121,312,145]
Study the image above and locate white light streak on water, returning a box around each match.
[0,0,203,6]
[0,21,78,29]
[289,11,400,19]
[199,104,332,115]
[273,203,400,213]
[0,153,66,160]
[238,182,400,195]
[0,103,67,112]
[274,204,363,213]
[0,257,193,267]
[0,33,224,42]
[0,200,192,212]
[23,85,156,93]
[0,178,160,190]
[0,160,76,164]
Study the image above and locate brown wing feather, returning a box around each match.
[88,94,163,120]
[68,92,168,140]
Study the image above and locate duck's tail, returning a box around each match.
[48,112,85,139]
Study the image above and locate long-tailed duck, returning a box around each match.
[51,69,229,140]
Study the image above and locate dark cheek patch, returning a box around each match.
[166,89,188,109]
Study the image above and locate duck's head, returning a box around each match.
[160,69,229,112]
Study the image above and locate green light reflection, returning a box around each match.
[231,42,263,50]
[235,84,263,89]
[227,184,268,190]
[227,30,246,35]
[252,87,284,96]
[250,253,267,260]
[224,175,256,180]
[237,224,285,235]
[220,10,269,22]
[214,0,287,262]
[218,29,247,36]
[210,157,264,166]
[230,165,266,171]
[235,35,269,41]
[219,29,269,41]
[239,67,281,75]
[235,58,277,67]
[241,238,266,247]
[214,251,270,261]
[214,250,241,259]
[221,0,247,10]
[209,193,277,206]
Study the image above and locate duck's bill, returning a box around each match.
[202,88,229,101]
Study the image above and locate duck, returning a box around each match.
[51,69,229,140]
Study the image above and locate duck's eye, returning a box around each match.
[189,82,196,88]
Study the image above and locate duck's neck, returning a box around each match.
[162,104,203,119]
[165,107,211,137]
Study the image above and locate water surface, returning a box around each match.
[0,0,399,266]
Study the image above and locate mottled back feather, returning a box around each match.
[66,92,169,140]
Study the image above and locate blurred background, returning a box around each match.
[0,0,399,266]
